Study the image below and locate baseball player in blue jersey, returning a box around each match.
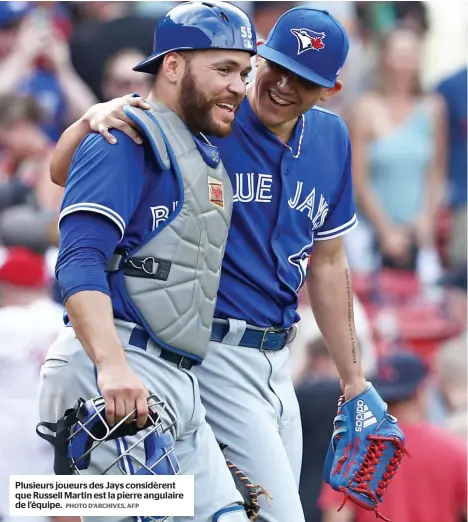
[37,3,259,522]
[50,6,399,522]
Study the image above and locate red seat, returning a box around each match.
[352,269,421,306]
[371,298,464,367]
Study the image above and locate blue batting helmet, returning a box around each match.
[258,8,349,88]
[134,1,257,75]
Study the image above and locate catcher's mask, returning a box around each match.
[36,393,179,476]
[37,395,178,521]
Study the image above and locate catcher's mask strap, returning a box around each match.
[36,399,84,475]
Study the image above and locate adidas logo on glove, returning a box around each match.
[355,400,377,432]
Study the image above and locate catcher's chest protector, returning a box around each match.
[108,102,233,360]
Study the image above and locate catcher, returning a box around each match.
[36,3,264,522]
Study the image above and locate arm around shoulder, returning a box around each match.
[50,118,93,187]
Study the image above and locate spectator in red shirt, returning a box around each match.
[319,351,467,522]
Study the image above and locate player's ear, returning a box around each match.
[254,40,265,67]
[320,80,342,102]
[162,52,185,83]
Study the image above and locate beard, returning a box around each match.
[179,64,239,138]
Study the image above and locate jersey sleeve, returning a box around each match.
[314,127,358,241]
[59,131,145,239]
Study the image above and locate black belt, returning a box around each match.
[159,349,194,371]
[128,327,194,371]
[210,322,293,351]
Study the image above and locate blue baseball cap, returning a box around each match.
[257,7,349,88]
[370,352,429,403]
[0,2,30,28]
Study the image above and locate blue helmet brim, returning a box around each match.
[133,48,193,74]
[134,47,257,75]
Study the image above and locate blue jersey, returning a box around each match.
[209,98,357,328]
[58,130,218,325]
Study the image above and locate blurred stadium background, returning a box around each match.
[0,2,466,522]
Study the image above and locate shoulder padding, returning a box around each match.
[123,105,171,171]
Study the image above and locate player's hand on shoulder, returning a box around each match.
[96,356,150,429]
[81,95,151,146]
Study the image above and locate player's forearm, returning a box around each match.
[57,212,125,367]
[306,250,364,383]
[50,118,91,187]
[65,290,126,368]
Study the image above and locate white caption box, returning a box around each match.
[10,475,194,517]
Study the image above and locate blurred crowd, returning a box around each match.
[0,2,465,522]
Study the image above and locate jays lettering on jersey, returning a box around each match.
[209,98,357,329]
[57,130,221,359]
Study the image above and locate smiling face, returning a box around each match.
[176,49,252,137]
[250,58,330,131]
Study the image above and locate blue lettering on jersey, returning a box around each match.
[208,98,357,328]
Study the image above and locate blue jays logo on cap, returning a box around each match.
[290,28,326,55]
[258,8,349,87]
